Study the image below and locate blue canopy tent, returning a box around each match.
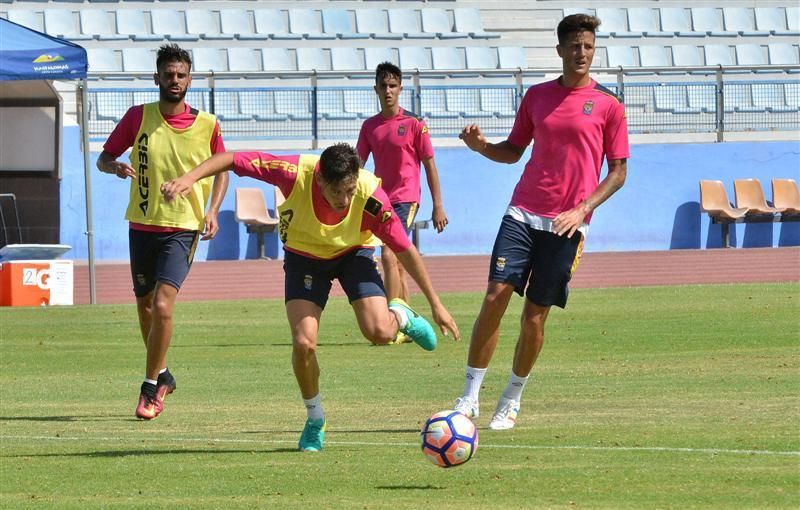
[0,18,97,302]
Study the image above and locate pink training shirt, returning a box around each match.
[231,152,412,257]
[507,79,629,223]
[356,108,434,204]
[103,103,226,233]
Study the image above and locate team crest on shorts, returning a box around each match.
[303,274,313,290]
[582,101,594,115]
[136,274,147,286]
[397,125,406,136]
[495,257,507,272]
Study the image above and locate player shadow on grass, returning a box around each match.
[4,448,299,458]
[0,415,130,422]
[240,427,420,435]
[375,485,445,491]
[172,342,368,348]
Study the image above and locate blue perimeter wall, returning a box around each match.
[59,125,800,261]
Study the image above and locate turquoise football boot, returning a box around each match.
[389,298,437,351]
[298,417,326,452]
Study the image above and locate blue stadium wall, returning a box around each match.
[59,125,800,261]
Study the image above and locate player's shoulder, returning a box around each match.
[400,108,425,123]
[591,82,624,104]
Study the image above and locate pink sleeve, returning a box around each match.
[102,105,143,158]
[356,121,371,163]
[604,101,630,161]
[210,121,226,154]
[232,152,300,198]
[414,119,434,161]
[506,88,534,149]
[362,186,413,252]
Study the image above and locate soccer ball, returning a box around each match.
[420,410,478,468]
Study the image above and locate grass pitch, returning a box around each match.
[1,283,798,509]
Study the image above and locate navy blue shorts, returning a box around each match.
[283,247,386,309]
[393,202,418,236]
[129,229,199,298]
[488,215,584,309]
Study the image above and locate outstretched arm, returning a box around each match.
[421,157,448,233]
[395,246,460,341]
[161,152,235,202]
[552,159,628,238]
[459,124,526,164]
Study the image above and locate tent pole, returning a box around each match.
[79,79,96,304]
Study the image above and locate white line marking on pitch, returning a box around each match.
[2,435,798,457]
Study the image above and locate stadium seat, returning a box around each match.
[735,44,771,72]
[767,43,800,69]
[653,85,699,113]
[686,84,716,112]
[453,8,500,39]
[289,8,335,39]
[704,44,735,67]
[596,8,636,38]
[261,48,296,72]
[723,7,769,37]
[122,48,154,72]
[751,83,796,113]
[659,8,701,37]
[235,187,279,259]
[192,47,227,72]
[399,46,432,70]
[95,91,132,121]
[606,46,637,68]
[421,89,459,118]
[343,89,377,118]
[723,83,763,113]
[479,87,516,118]
[228,47,261,73]
[80,9,127,40]
[421,8,467,39]
[239,90,288,122]
[638,45,680,73]
[627,8,670,37]
[465,46,497,70]
[186,10,233,40]
[86,48,121,72]
[691,8,737,37]
[562,8,594,17]
[699,179,748,247]
[152,10,197,41]
[220,9,263,40]
[355,9,401,39]
[431,46,463,70]
[446,88,492,118]
[321,9,369,39]
[274,89,312,120]
[671,44,705,72]
[364,47,397,69]
[786,82,800,110]
[44,9,91,40]
[214,91,252,121]
[497,46,526,69]
[252,9,301,40]
[8,10,43,32]
[296,47,330,71]
[786,7,800,34]
[754,7,789,35]
[734,178,784,214]
[388,9,434,39]
[317,90,357,120]
[116,9,162,41]
[772,178,800,214]
[331,47,364,71]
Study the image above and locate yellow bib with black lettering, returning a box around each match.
[278,155,380,259]
[126,102,216,230]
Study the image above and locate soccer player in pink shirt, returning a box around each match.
[452,14,629,430]
[357,63,448,342]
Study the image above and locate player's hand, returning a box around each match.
[432,205,448,233]
[201,211,219,240]
[431,303,460,341]
[459,124,487,154]
[161,176,194,202]
[552,203,589,238]
[106,161,136,179]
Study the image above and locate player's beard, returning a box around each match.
[159,83,187,104]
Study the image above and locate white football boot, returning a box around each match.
[453,396,479,419]
[488,397,519,430]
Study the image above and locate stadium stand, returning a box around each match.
[699,180,748,248]
[296,47,331,72]
[253,9,301,40]
[322,8,368,40]
[261,48,296,72]
[723,7,769,37]
[659,8,701,37]
[44,9,91,40]
[364,47,396,69]
[691,8,738,37]
[228,47,261,73]
[151,9,197,41]
[289,8,336,40]
[596,8,636,38]
[331,47,364,72]
[117,9,163,41]
[734,178,785,215]
[191,47,226,72]
[355,9,402,40]
[186,9,234,40]
[465,46,498,70]
[388,8,435,39]
[220,8,262,40]
[399,46,432,70]
[234,187,279,260]
[8,9,42,32]
[772,178,800,214]
[421,7,468,39]
[627,8,670,38]
[453,8,500,39]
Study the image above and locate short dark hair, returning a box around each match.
[156,44,192,72]
[556,14,601,45]
[319,143,360,184]
[375,62,402,84]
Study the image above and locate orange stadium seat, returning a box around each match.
[734,178,785,214]
[699,180,748,247]
[235,187,280,259]
[772,178,800,214]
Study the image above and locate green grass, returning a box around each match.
[1,283,798,509]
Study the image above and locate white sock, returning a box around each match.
[144,378,158,386]
[391,307,408,329]
[501,372,529,402]
[303,394,324,421]
[463,366,487,402]
[159,368,168,375]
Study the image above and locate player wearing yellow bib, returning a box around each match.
[97,44,229,420]
[161,143,461,451]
